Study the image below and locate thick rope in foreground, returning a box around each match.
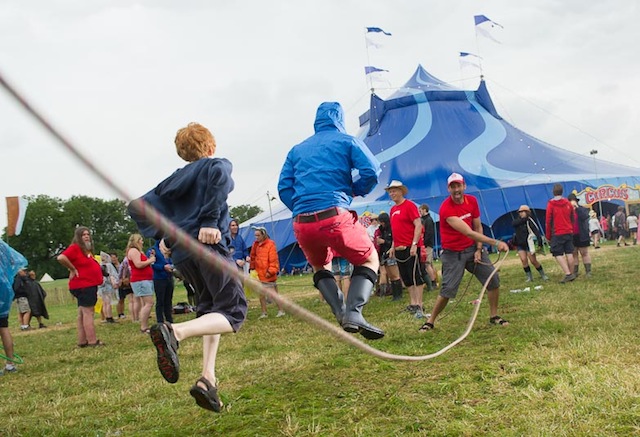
[0,71,507,361]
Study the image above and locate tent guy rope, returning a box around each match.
[0,70,506,362]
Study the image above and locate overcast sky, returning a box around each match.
[1,0,638,232]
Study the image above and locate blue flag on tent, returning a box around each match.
[366,27,392,36]
[474,15,503,43]
[459,52,482,69]
[365,66,389,75]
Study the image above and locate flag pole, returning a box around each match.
[364,28,374,94]
[474,28,485,77]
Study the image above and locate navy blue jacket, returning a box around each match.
[148,241,173,280]
[129,157,234,265]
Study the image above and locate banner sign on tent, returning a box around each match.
[574,184,640,206]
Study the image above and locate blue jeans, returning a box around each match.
[153,278,174,323]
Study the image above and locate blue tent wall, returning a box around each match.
[241,65,640,271]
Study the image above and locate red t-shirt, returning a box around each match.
[390,199,423,247]
[61,243,103,290]
[128,250,153,283]
[439,194,480,251]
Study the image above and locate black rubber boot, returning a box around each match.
[342,266,385,340]
[424,274,434,291]
[313,270,345,325]
[391,279,403,301]
[524,267,533,283]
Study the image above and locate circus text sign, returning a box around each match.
[575,184,640,206]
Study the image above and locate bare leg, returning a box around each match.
[259,296,268,316]
[117,296,125,317]
[132,296,141,322]
[81,307,97,344]
[341,277,350,300]
[172,313,233,341]
[201,334,221,384]
[0,327,15,365]
[139,295,154,331]
[555,255,571,275]
[408,284,424,307]
[486,288,501,319]
[77,307,87,345]
[528,253,541,269]
[102,294,113,319]
[426,295,450,325]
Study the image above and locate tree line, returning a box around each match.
[2,195,262,280]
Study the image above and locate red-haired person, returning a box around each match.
[129,122,248,413]
[57,227,105,347]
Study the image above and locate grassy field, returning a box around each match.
[1,242,639,436]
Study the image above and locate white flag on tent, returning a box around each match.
[459,52,482,70]
[365,26,392,49]
[364,66,391,87]
[474,15,503,43]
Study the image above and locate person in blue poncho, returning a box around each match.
[278,101,385,340]
[0,240,28,374]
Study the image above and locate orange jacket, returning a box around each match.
[250,238,279,282]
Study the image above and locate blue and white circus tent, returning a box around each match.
[241,65,640,271]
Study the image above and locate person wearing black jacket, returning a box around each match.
[12,269,31,330]
[512,205,549,283]
[568,194,593,277]
[419,204,438,290]
[373,213,403,301]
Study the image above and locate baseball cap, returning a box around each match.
[447,173,465,186]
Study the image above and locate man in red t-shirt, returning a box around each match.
[386,180,426,316]
[419,173,509,332]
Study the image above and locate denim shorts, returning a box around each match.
[131,280,154,297]
[331,257,353,277]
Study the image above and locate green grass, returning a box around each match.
[2,242,640,436]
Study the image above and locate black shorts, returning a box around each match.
[572,235,590,248]
[118,287,134,300]
[550,234,574,256]
[0,316,8,328]
[176,252,247,333]
[70,286,98,308]
[394,247,426,287]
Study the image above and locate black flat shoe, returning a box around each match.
[190,376,223,412]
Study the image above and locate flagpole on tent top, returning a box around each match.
[364,28,373,93]
[474,26,485,77]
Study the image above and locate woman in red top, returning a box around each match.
[126,234,156,333]
[249,227,284,318]
[57,226,104,347]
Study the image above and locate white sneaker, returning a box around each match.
[4,365,17,373]
[258,313,268,319]
[276,311,286,318]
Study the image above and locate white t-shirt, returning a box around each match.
[627,215,638,230]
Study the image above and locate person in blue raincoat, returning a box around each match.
[0,240,28,374]
[278,101,384,340]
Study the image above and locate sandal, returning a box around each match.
[418,322,434,332]
[77,342,89,348]
[140,328,151,334]
[489,316,509,326]
[87,340,106,347]
[189,376,223,413]
[149,322,180,383]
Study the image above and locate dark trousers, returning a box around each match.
[154,278,174,323]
